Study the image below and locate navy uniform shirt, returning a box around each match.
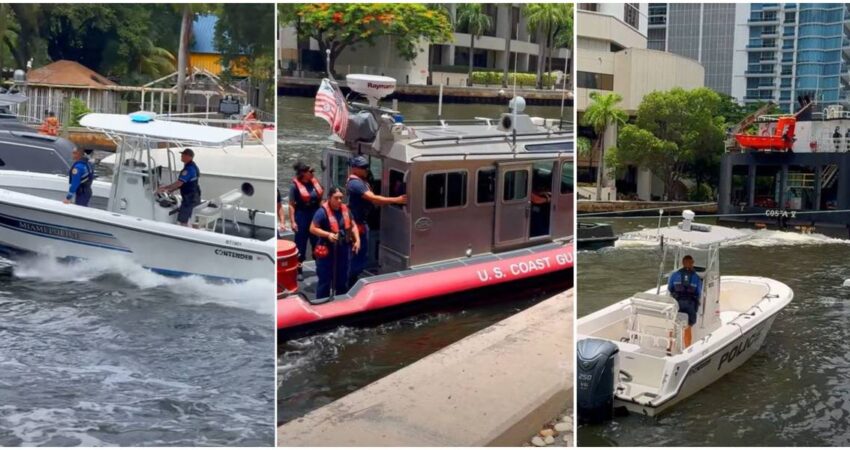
[178,161,200,196]
[346,177,371,224]
[67,158,93,200]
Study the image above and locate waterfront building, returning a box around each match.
[278,4,570,87]
[650,3,850,115]
[576,3,704,201]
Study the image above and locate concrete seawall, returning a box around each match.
[279,76,574,106]
[278,289,574,446]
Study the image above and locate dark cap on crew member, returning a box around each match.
[293,161,313,174]
[349,155,369,168]
[180,148,195,157]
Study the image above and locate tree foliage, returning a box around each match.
[606,87,726,200]
[523,4,571,89]
[455,3,491,87]
[581,91,627,199]
[284,3,453,76]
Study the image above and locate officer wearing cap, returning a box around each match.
[63,147,95,206]
[158,148,201,226]
[346,155,406,286]
[289,161,324,279]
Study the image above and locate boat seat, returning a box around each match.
[627,293,688,355]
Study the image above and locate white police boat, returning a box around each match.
[0,112,275,282]
[576,211,793,421]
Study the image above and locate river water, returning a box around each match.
[0,255,275,446]
[277,95,572,425]
[577,219,850,447]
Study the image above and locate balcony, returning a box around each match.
[747,39,779,51]
[746,90,775,100]
[748,14,779,24]
[648,15,666,27]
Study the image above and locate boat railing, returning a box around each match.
[411,129,573,146]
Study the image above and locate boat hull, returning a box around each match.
[0,189,274,281]
[278,242,574,330]
[617,311,780,416]
[578,276,793,418]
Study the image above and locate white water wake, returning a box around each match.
[9,254,273,315]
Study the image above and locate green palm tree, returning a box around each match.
[134,38,176,80]
[524,4,570,90]
[582,92,627,200]
[456,4,491,87]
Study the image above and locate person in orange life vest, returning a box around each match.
[310,186,360,299]
[39,111,59,136]
[346,156,406,286]
[245,109,263,139]
[289,162,324,279]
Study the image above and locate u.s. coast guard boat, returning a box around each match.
[278,75,574,335]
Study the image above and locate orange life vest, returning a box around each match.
[292,177,324,204]
[322,201,352,233]
[39,117,59,136]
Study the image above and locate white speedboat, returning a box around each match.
[99,128,276,211]
[0,112,275,282]
[576,211,793,421]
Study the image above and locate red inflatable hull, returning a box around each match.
[277,243,573,330]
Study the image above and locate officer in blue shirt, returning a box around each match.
[63,147,94,206]
[158,149,201,226]
[668,254,703,346]
[346,156,406,286]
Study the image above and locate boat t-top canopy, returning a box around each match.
[655,210,749,248]
[80,112,244,146]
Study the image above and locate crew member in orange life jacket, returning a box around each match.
[289,162,324,279]
[310,186,360,299]
[346,156,406,286]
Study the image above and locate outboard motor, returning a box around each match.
[577,338,620,424]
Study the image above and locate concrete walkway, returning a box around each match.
[278,289,574,447]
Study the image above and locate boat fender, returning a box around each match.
[577,338,620,424]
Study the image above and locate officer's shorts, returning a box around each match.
[178,196,199,224]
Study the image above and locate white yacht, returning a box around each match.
[577,211,793,421]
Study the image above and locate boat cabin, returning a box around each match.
[0,130,75,174]
[318,75,573,275]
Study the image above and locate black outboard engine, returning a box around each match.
[577,338,620,424]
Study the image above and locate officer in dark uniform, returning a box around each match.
[346,156,406,286]
[63,147,94,206]
[158,149,201,226]
[667,254,703,347]
[310,186,360,299]
[289,162,324,279]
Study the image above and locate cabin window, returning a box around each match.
[327,153,350,194]
[388,169,406,209]
[503,169,529,202]
[424,170,468,210]
[561,162,573,194]
[0,157,4,167]
[476,168,496,204]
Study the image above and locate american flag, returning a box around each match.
[314,78,349,140]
